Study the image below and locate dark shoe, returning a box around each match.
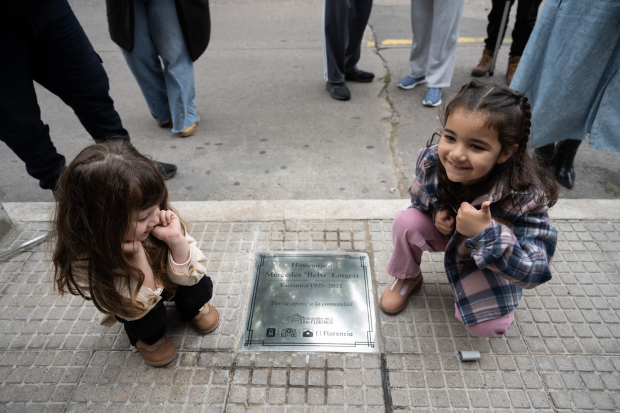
[535,143,555,169]
[136,336,176,367]
[471,49,494,77]
[326,82,351,101]
[191,303,220,333]
[344,69,375,83]
[154,161,177,180]
[554,139,582,189]
[506,55,520,84]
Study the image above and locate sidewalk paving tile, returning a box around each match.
[0,218,619,411]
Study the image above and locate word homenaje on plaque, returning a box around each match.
[241,252,378,352]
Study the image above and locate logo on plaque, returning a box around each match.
[281,328,297,337]
[242,252,378,352]
[286,313,334,324]
[286,313,305,323]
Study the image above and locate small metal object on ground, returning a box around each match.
[459,351,481,361]
[0,233,51,261]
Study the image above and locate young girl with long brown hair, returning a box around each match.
[53,140,218,367]
[380,80,559,338]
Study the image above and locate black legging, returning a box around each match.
[115,275,213,346]
[484,0,542,57]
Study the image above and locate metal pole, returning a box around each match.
[0,233,51,261]
[489,0,511,76]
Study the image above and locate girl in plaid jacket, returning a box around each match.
[380,80,559,338]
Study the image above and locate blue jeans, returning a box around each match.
[121,0,199,133]
[0,0,129,190]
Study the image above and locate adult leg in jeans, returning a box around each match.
[123,0,199,134]
[120,0,173,127]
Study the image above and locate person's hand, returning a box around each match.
[151,210,190,263]
[151,210,184,246]
[456,201,492,238]
[435,209,455,236]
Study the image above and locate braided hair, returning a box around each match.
[427,80,559,210]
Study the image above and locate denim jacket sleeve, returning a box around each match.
[465,212,557,289]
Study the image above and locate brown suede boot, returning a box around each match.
[192,303,219,333]
[471,49,494,77]
[379,275,423,315]
[506,55,520,84]
[136,336,176,367]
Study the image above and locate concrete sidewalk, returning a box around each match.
[2,0,618,203]
[0,199,619,412]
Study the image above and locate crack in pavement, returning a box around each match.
[368,24,410,199]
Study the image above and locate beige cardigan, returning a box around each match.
[71,233,207,327]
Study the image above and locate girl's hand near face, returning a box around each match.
[151,210,183,244]
[435,209,455,236]
[456,201,492,238]
[151,210,190,263]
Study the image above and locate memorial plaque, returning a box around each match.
[241,252,378,352]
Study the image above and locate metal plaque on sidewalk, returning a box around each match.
[241,252,378,352]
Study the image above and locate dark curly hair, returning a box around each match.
[428,80,559,211]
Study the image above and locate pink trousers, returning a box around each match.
[387,208,514,338]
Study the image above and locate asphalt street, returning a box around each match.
[1,0,618,202]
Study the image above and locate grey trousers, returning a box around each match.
[408,0,464,88]
[323,0,373,83]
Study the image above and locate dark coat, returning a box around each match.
[105,0,210,62]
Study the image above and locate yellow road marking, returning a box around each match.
[367,37,512,47]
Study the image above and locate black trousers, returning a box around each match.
[323,0,374,83]
[484,0,542,57]
[0,0,129,190]
[116,275,213,346]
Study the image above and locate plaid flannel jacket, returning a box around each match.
[408,145,557,325]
